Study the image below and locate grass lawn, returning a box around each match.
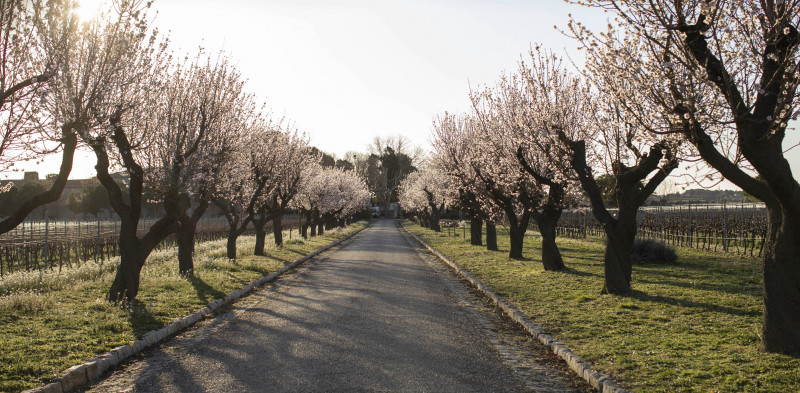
[405,221,800,393]
[0,222,366,393]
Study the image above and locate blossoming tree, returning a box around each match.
[321,167,370,229]
[143,52,248,276]
[0,0,78,234]
[515,42,679,293]
[571,0,800,353]
[294,165,369,238]
[211,110,281,260]
[474,63,577,270]
[398,166,453,232]
[470,77,563,262]
[46,0,173,301]
[251,128,311,252]
[431,112,500,250]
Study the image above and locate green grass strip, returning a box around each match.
[405,220,800,393]
[0,222,367,393]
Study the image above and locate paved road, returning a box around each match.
[86,219,583,392]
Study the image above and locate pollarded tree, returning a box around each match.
[0,0,79,234]
[143,52,248,276]
[431,112,500,250]
[571,0,800,354]
[398,166,454,232]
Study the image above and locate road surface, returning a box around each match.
[85,219,586,392]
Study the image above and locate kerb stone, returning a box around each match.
[59,364,87,392]
[110,344,133,361]
[84,354,114,380]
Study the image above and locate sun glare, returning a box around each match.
[74,0,109,22]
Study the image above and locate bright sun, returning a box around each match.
[74,0,110,23]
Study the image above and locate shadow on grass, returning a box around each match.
[125,299,162,337]
[559,267,602,278]
[628,289,761,318]
[187,276,227,304]
[636,276,760,297]
[634,262,761,297]
[287,249,309,257]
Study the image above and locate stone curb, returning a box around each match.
[401,225,629,393]
[24,222,371,393]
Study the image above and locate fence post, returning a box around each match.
[96,216,101,263]
[688,204,693,248]
[722,201,728,252]
[43,212,49,269]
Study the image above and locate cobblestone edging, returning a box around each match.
[25,223,371,393]
[401,225,629,393]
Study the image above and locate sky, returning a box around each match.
[11,0,800,190]
[24,0,606,179]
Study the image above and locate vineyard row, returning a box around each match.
[0,214,302,276]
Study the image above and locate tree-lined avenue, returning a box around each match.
[86,219,578,392]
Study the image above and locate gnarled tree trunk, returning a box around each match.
[676,17,800,353]
[272,213,284,247]
[176,198,209,276]
[517,147,566,271]
[226,225,238,260]
[252,212,269,256]
[470,217,483,246]
[177,215,197,276]
[507,211,531,260]
[96,117,180,301]
[561,134,676,295]
[309,211,318,237]
[107,223,145,301]
[599,208,638,294]
[486,222,498,251]
[535,205,565,271]
[760,206,800,353]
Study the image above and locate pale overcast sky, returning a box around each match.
[14,0,800,189]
